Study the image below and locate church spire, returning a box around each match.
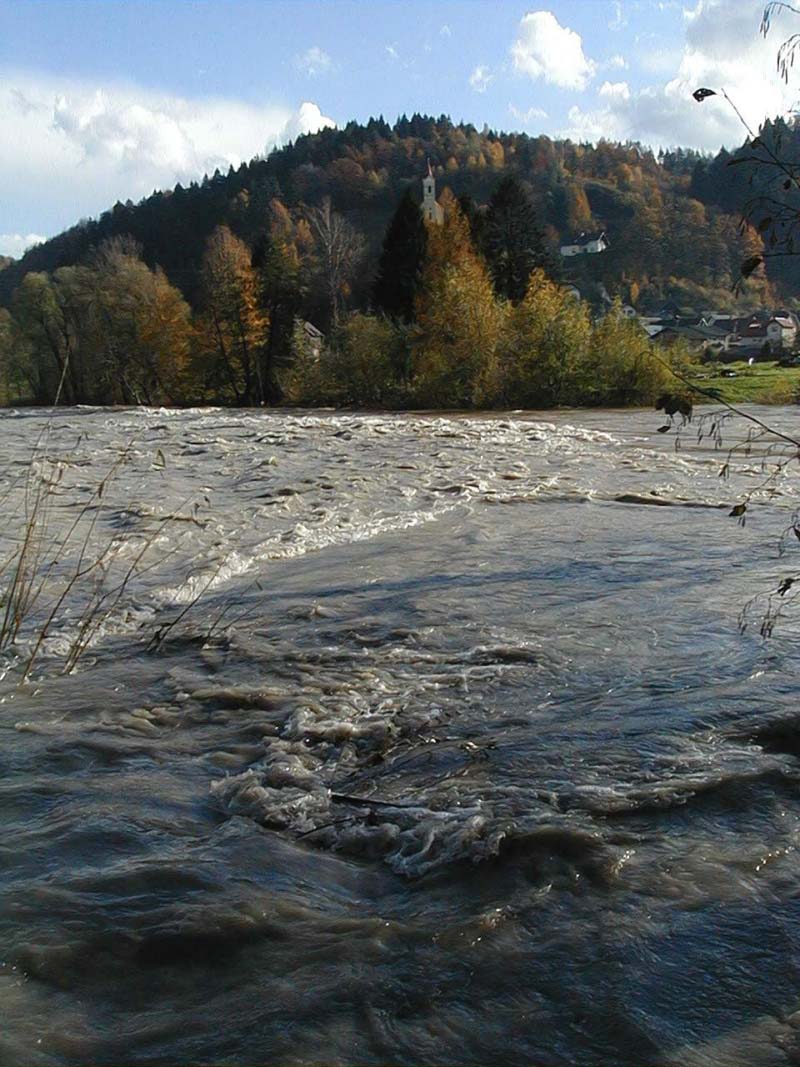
[422,160,443,224]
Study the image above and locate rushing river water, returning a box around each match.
[2,404,800,1066]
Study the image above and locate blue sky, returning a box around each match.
[0,0,795,255]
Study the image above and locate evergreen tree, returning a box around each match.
[372,188,427,321]
[252,232,304,404]
[484,176,559,304]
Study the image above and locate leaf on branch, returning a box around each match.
[741,255,763,278]
[793,524,800,542]
[693,87,717,102]
[785,179,792,190]
[154,448,166,469]
[729,503,747,518]
[778,577,795,597]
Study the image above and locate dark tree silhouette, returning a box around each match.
[372,188,427,321]
[484,176,559,303]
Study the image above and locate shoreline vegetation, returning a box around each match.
[0,190,690,414]
[2,112,797,415]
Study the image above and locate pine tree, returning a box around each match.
[372,188,427,321]
[252,231,303,404]
[484,176,559,304]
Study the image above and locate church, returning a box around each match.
[422,161,444,225]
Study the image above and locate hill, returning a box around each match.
[0,113,789,318]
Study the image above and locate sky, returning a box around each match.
[0,0,798,257]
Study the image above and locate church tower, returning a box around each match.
[422,160,444,224]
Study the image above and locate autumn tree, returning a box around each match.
[413,189,505,407]
[88,238,192,404]
[195,226,268,405]
[585,301,673,406]
[496,271,591,408]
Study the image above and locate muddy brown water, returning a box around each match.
[2,405,800,1066]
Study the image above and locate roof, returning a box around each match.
[565,231,607,245]
[653,324,729,343]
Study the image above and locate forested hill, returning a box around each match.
[0,113,794,314]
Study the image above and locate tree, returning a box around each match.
[585,301,673,406]
[195,226,268,405]
[306,198,365,330]
[413,190,505,407]
[372,188,427,321]
[11,271,86,404]
[252,231,304,404]
[484,176,559,303]
[88,238,192,405]
[496,270,591,408]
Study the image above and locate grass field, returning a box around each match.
[684,360,800,405]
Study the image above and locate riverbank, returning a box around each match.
[686,359,800,404]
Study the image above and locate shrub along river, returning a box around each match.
[2,404,800,1066]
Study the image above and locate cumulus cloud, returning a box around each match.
[511,11,596,91]
[469,65,494,93]
[598,80,631,100]
[0,70,335,243]
[606,54,628,70]
[294,46,333,77]
[561,0,796,150]
[509,104,548,126]
[0,233,46,258]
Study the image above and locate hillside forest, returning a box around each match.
[0,113,792,409]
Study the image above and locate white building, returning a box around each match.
[422,161,444,225]
[560,231,609,257]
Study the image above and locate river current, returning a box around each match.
[2,404,800,1066]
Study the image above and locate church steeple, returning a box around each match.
[422,159,443,224]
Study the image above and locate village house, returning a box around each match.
[559,231,609,257]
[642,307,800,358]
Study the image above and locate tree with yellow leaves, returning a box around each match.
[413,189,505,407]
[497,270,591,408]
[195,226,268,405]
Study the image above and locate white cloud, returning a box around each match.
[561,0,796,151]
[609,1,627,31]
[280,101,335,143]
[0,71,335,242]
[440,24,452,37]
[606,54,628,70]
[294,46,333,77]
[598,80,631,100]
[0,233,46,258]
[511,11,597,91]
[385,44,399,60]
[509,104,548,126]
[469,65,494,93]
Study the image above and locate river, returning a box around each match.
[2,404,800,1066]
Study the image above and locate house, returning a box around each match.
[422,160,444,225]
[296,320,324,360]
[560,231,609,257]
[651,322,731,352]
[727,314,797,353]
